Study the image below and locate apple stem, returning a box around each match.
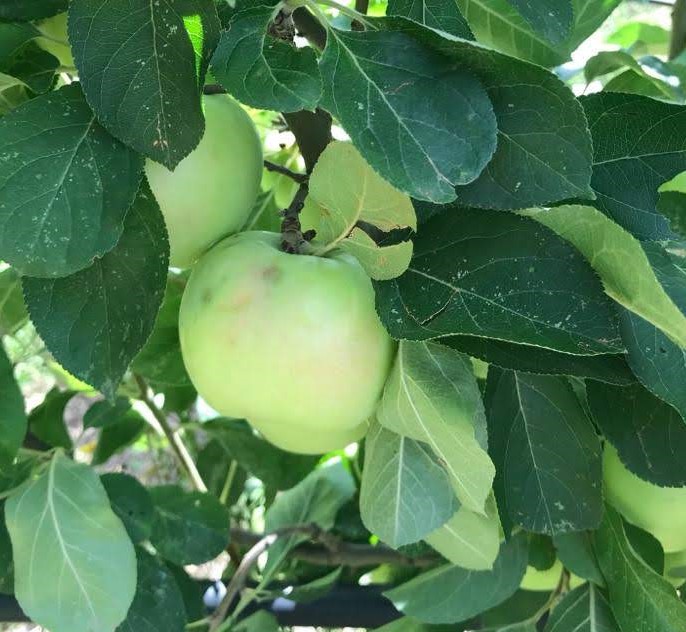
[281,183,311,253]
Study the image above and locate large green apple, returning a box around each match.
[520,560,584,591]
[179,231,395,453]
[145,94,262,268]
[35,13,74,68]
[603,443,686,552]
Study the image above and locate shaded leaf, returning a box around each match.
[0,504,13,594]
[69,0,220,168]
[0,84,143,277]
[0,343,25,470]
[360,420,458,548]
[92,411,145,465]
[23,180,169,398]
[486,369,603,535]
[0,268,27,336]
[544,583,619,632]
[27,388,74,450]
[0,1,68,21]
[554,531,605,587]
[508,0,573,44]
[101,473,154,544]
[5,452,137,632]
[387,0,473,37]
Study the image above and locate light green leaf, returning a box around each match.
[425,494,501,570]
[5,452,137,632]
[360,420,458,548]
[0,267,28,336]
[264,463,355,572]
[307,141,416,267]
[375,617,433,631]
[280,567,342,603]
[544,583,619,632]
[378,341,494,514]
[0,343,26,470]
[338,227,413,281]
[524,204,686,349]
[593,505,686,632]
[385,533,528,624]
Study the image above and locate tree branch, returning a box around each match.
[134,374,207,493]
[230,527,441,568]
[264,160,308,184]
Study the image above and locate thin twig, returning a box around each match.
[280,183,311,253]
[134,374,208,493]
[264,160,308,184]
[230,527,441,568]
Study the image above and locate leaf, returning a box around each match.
[116,548,186,632]
[0,84,143,277]
[375,208,622,355]
[83,397,131,429]
[101,473,154,544]
[27,388,74,450]
[0,22,40,63]
[165,563,204,622]
[360,420,458,548]
[425,495,501,570]
[23,180,169,399]
[210,0,322,112]
[584,50,643,84]
[69,0,220,168]
[554,531,605,587]
[385,533,528,624]
[443,336,635,386]
[0,505,14,594]
[5,452,137,632]
[593,505,686,632]
[587,381,686,487]
[319,25,497,204]
[543,583,620,632]
[374,617,435,631]
[386,0,473,38]
[619,243,686,418]
[657,173,686,239]
[0,268,28,335]
[456,0,621,67]
[486,369,603,535]
[378,341,494,513]
[233,611,280,632]
[7,43,59,95]
[149,485,230,565]
[507,0,573,44]
[524,205,686,349]
[202,419,319,490]
[92,411,145,465]
[280,567,342,603]
[264,463,355,572]
[339,228,414,281]
[0,343,26,470]
[581,92,686,240]
[0,1,68,21]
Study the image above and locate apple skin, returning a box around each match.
[179,231,396,453]
[665,549,686,588]
[603,443,686,553]
[145,94,262,268]
[35,13,74,68]
[520,560,585,591]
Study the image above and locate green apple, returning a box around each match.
[145,94,262,268]
[520,560,585,591]
[603,443,686,553]
[665,549,686,588]
[179,231,395,453]
[35,13,74,68]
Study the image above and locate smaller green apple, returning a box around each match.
[35,13,74,68]
[665,549,686,588]
[520,559,585,591]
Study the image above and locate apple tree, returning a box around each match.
[0,0,685,631]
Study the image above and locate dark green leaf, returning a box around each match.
[0,504,14,594]
[211,0,321,112]
[149,485,230,565]
[486,369,603,535]
[587,381,686,487]
[6,44,59,95]
[480,590,550,627]
[0,1,68,21]
[5,453,137,632]
[584,50,643,84]
[101,472,155,543]
[69,0,220,168]
[0,84,143,277]
[166,563,205,622]
[196,438,246,504]
[624,522,664,576]
[0,343,25,469]
[375,208,621,355]
[593,505,686,632]
[92,411,145,465]
[233,611,279,632]
[528,534,556,571]
[582,92,686,240]
[84,398,132,429]
[202,419,319,490]
[385,534,528,623]
[116,549,186,632]
[554,532,604,587]
[319,25,497,204]
[657,178,686,239]
[619,243,686,420]
[0,268,28,336]
[507,0,573,44]
[27,388,74,450]
[443,336,634,385]
[543,583,619,632]
[360,420,458,548]
[386,0,473,38]
[23,180,169,399]
[280,567,342,603]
